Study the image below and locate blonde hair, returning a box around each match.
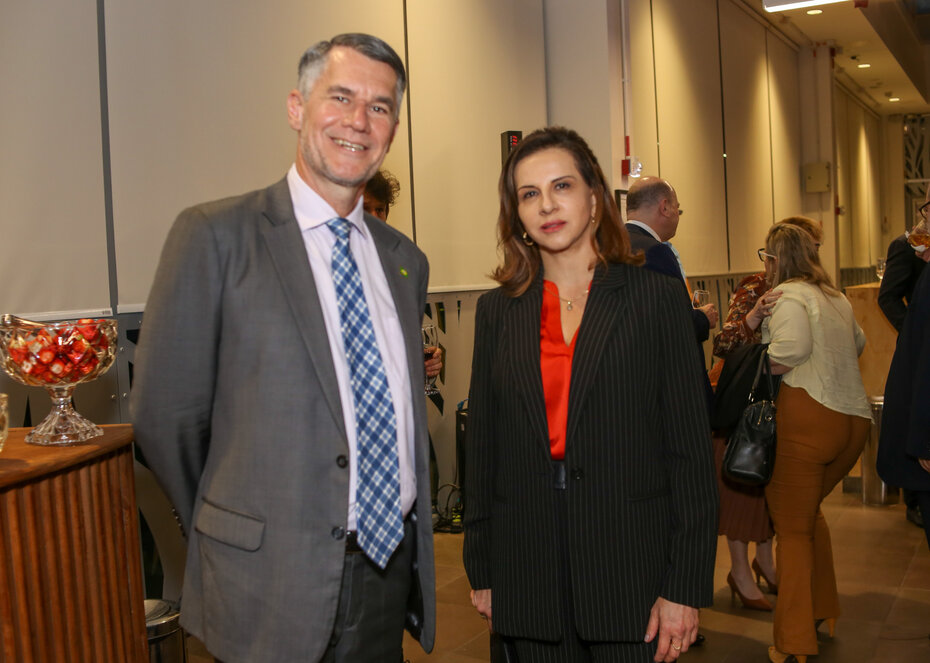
[778,216,823,244]
[765,224,839,295]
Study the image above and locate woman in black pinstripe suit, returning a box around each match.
[463,127,718,663]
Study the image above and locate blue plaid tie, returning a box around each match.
[326,217,403,568]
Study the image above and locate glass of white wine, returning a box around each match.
[876,258,886,281]
[422,324,440,396]
[692,289,710,308]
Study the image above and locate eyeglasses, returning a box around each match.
[919,202,930,220]
[757,248,777,262]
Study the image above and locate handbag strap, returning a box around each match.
[748,348,775,403]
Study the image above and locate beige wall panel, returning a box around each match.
[105,0,408,309]
[652,0,727,275]
[720,1,773,274]
[843,95,879,268]
[834,86,852,266]
[544,0,617,183]
[0,0,111,317]
[767,33,803,226]
[406,0,547,291]
[864,111,883,265]
[881,115,904,252]
[627,0,659,186]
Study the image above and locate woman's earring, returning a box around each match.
[522,231,535,247]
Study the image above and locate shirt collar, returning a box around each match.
[287,164,368,238]
[626,219,662,242]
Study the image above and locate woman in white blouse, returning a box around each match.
[760,223,871,663]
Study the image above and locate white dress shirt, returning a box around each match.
[287,165,416,530]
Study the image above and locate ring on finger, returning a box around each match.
[671,642,681,651]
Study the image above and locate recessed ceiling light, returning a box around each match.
[889,97,901,102]
[857,63,871,69]
[807,9,823,14]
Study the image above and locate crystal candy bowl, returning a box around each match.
[0,314,117,445]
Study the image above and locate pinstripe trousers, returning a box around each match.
[511,488,657,663]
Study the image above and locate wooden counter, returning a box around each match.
[0,424,148,663]
[846,282,898,398]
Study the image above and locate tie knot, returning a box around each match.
[326,217,351,241]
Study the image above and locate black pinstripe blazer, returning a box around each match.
[463,261,718,642]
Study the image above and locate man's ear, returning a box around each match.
[286,89,304,131]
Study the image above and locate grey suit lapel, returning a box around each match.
[258,178,346,439]
[566,263,628,443]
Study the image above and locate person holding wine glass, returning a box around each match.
[464,126,717,662]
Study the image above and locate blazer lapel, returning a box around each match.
[511,280,551,455]
[566,263,629,443]
[258,178,346,439]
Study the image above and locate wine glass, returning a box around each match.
[422,324,440,396]
[692,289,710,308]
[0,315,117,445]
[0,393,7,454]
[875,258,886,281]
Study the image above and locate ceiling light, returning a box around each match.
[807,9,823,14]
[857,63,871,69]
[889,97,901,102]
[763,0,849,12]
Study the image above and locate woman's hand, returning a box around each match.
[644,597,698,662]
[470,588,493,632]
[745,289,782,330]
[425,346,443,378]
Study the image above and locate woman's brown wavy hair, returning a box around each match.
[491,126,641,296]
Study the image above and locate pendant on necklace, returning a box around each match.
[566,301,573,311]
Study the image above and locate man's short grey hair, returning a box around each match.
[297,33,406,118]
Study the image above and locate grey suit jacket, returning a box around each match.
[131,177,435,662]
[463,263,718,642]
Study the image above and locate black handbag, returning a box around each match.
[711,343,774,432]
[722,350,778,486]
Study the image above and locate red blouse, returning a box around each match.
[540,281,581,460]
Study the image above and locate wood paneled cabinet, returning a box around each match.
[0,424,148,662]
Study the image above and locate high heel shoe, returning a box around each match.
[815,617,836,637]
[752,558,778,594]
[768,645,807,663]
[727,573,773,611]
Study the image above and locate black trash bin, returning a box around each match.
[862,396,899,506]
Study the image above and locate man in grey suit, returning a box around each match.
[131,33,435,663]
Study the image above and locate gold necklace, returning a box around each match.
[544,284,590,311]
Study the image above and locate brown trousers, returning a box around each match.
[765,385,870,656]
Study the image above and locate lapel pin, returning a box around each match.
[400,268,408,277]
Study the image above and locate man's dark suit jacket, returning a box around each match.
[878,266,930,492]
[878,234,927,332]
[625,222,710,342]
[463,262,718,642]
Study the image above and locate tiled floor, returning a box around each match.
[187,485,930,662]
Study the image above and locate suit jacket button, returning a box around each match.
[336,455,348,468]
[331,526,345,540]
[571,467,584,480]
